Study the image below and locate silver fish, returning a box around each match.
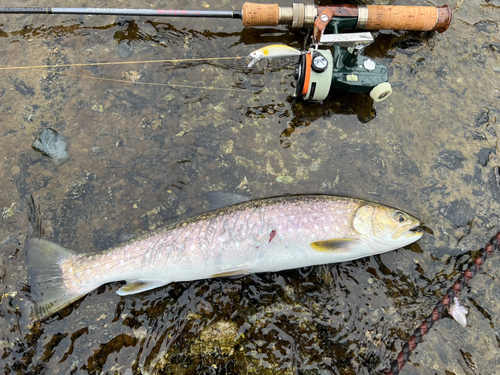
[25,194,423,321]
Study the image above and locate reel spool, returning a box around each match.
[295,50,334,101]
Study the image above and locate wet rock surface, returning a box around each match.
[439,198,475,228]
[0,0,499,374]
[436,150,465,170]
[491,167,500,201]
[477,147,494,166]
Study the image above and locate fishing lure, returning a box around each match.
[247,44,302,68]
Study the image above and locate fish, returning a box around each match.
[449,297,468,327]
[247,44,302,68]
[24,194,423,321]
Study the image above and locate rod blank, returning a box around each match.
[0,7,242,19]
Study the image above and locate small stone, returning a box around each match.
[118,40,134,59]
[31,128,69,165]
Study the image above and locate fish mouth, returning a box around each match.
[393,221,423,239]
[406,223,424,237]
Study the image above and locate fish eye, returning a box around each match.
[395,211,406,223]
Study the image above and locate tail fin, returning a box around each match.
[25,238,86,321]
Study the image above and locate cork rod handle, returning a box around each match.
[242,2,280,27]
[241,3,452,32]
[364,5,452,32]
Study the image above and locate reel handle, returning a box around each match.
[242,3,452,32]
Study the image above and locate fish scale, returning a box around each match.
[25,194,422,321]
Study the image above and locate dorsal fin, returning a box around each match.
[206,191,252,211]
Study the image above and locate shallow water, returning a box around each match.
[1,0,499,374]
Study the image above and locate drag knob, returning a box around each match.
[311,52,328,73]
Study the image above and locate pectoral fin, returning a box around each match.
[310,238,359,252]
[117,280,169,296]
[211,266,251,278]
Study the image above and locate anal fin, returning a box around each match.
[211,266,251,278]
[117,279,169,296]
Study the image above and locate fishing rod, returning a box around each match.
[1,2,453,102]
[0,3,452,31]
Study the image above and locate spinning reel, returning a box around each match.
[244,3,452,102]
[295,23,391,102]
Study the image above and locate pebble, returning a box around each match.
[31,128,69,165]
[118,40,134,59]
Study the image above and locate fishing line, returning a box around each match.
[31,69,269,92]
[1,56,287,94]
[0,56,243,71]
